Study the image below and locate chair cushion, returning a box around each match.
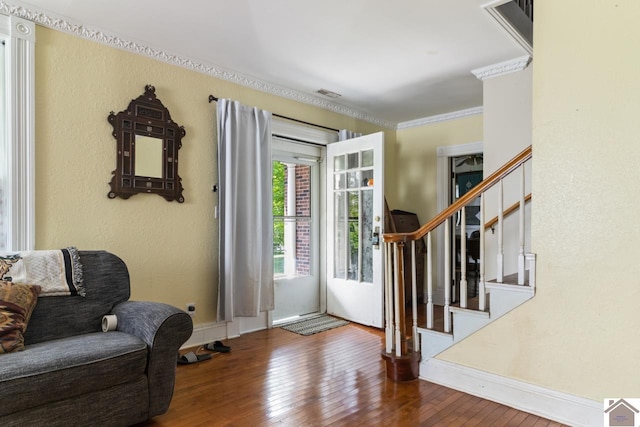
[0,281,41,353]
[0,332,148,416]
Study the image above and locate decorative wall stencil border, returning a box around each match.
[397,106,484,130]
[471,55,532,81]
[0,1,396,129]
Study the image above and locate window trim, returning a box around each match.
[1,14,35,251]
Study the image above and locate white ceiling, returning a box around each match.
[6,0,527,126]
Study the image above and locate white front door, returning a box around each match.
[326,132,385,327]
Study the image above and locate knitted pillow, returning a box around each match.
[0,281,41,353]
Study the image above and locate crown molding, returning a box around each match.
[471,55,531,81]
[0,1,397,130]
[397,106,483,130]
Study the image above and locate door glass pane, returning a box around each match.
[347,152,359,169]
[334,154,345,172]
[334,192,346,279]
[295,219,311,276]
[348,191,359,281]
[273,161,285,275]
[361,189,373,283]
[332,147,377,283]
[362,170,373,187]
[273,161,312,278]
[362,149,374,167]
[347,171,359,189]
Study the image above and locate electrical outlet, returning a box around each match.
[186,303,196,317]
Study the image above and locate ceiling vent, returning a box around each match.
[484,0,533,55]
[316,89,342,99]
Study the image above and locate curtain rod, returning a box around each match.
[208,94,339,133]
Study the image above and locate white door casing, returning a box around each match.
[272,139,322,323]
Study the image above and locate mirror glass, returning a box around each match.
[135,135,163,178]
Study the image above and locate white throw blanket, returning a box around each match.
[0,247,84,297]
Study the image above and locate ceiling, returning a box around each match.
[6,0,527,127]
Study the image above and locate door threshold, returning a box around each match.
[273,312,324,327]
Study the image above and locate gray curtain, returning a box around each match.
[217,99,274,321]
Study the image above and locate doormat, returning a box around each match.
[280,314,349,336]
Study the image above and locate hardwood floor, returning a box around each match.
[139,323,563,427]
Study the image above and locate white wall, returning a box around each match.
[482,65,533,281]
[437,0,640,401]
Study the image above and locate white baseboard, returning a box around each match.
[181,321,228,349]
[421,358,602,426]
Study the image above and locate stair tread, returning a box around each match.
[409,294,489,334]
[486,272,529,286]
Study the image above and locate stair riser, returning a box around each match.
[418,286,534,361]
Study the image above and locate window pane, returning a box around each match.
[334,192,346,279]
[272,161,285,216]
[347,171,359,189]
[361,169,373,187]
[348,191,359,281]
[273,162,312,278]
[362,149,374,167]
[347,152,359,169]
[334,154,345,172]
[295,165,311,216]
[273,217,285,275]
[295,220,311,277]
[361,189,373,283]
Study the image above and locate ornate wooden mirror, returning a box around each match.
[108,85,185,203]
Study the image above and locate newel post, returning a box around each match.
[381,238,419,381]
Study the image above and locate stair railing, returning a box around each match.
[382,146,532,358]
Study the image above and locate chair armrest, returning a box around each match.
[112,301,193,418]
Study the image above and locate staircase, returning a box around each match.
[381,146,533,380]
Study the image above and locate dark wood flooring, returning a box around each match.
[138,321,563,426]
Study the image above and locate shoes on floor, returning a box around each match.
[204,340,231,353]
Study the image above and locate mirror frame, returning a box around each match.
[107,85,186,203]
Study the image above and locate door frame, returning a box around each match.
[264,119,336,330]
[271,148,322,324]
[435,141,483,305]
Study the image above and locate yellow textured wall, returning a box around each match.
[34,26,393,324]
[438,0,640,400]
[394,115,483,223]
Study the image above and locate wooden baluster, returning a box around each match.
[444,218,451,333]
[518,165,526,285]
[392,243,400,356]
[385,242,393,354]
[394,242,406,357]
[411,240,418,353]
[479,194,486,311]
[497,180,504,283]
[460,206,467,309]
[527,252,537,291]
[426,232,434,329]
